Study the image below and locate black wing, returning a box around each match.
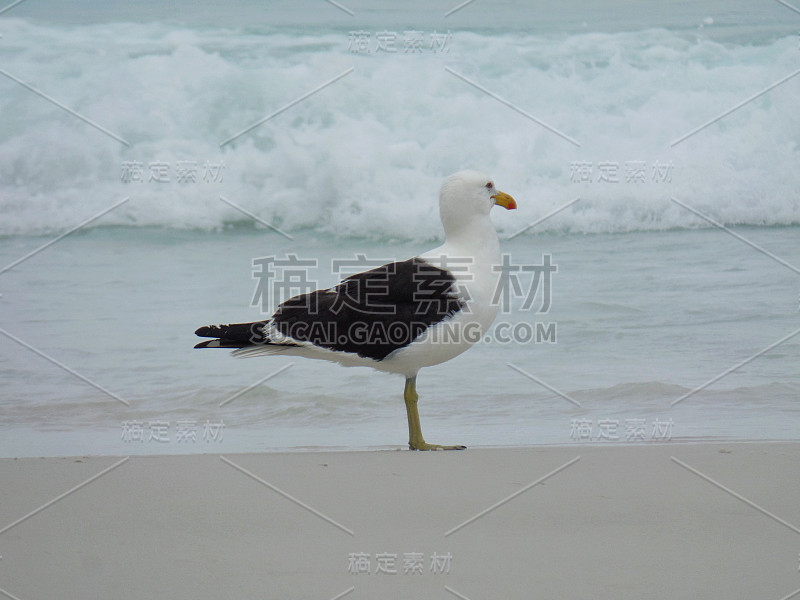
[271,257,463,361]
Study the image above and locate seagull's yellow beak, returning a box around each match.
[491,190,517,210]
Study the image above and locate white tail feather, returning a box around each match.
[232,345,295,358]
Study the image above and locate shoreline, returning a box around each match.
[4,435,800,460]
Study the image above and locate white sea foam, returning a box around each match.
[1,18,799,238]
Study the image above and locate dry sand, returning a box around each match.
[1,442,799,599]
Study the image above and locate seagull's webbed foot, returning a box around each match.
[404,376,466,451]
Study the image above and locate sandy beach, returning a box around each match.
[1,442,798,599]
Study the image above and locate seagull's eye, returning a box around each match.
[485,182,493,189]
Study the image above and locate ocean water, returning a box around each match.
[1,1,798,456]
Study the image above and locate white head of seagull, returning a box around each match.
[438,170,517,243]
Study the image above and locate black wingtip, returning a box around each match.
[195,325,220,338]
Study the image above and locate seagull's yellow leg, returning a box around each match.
[404,376,466,451]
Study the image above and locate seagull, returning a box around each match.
[194,170,517,450]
